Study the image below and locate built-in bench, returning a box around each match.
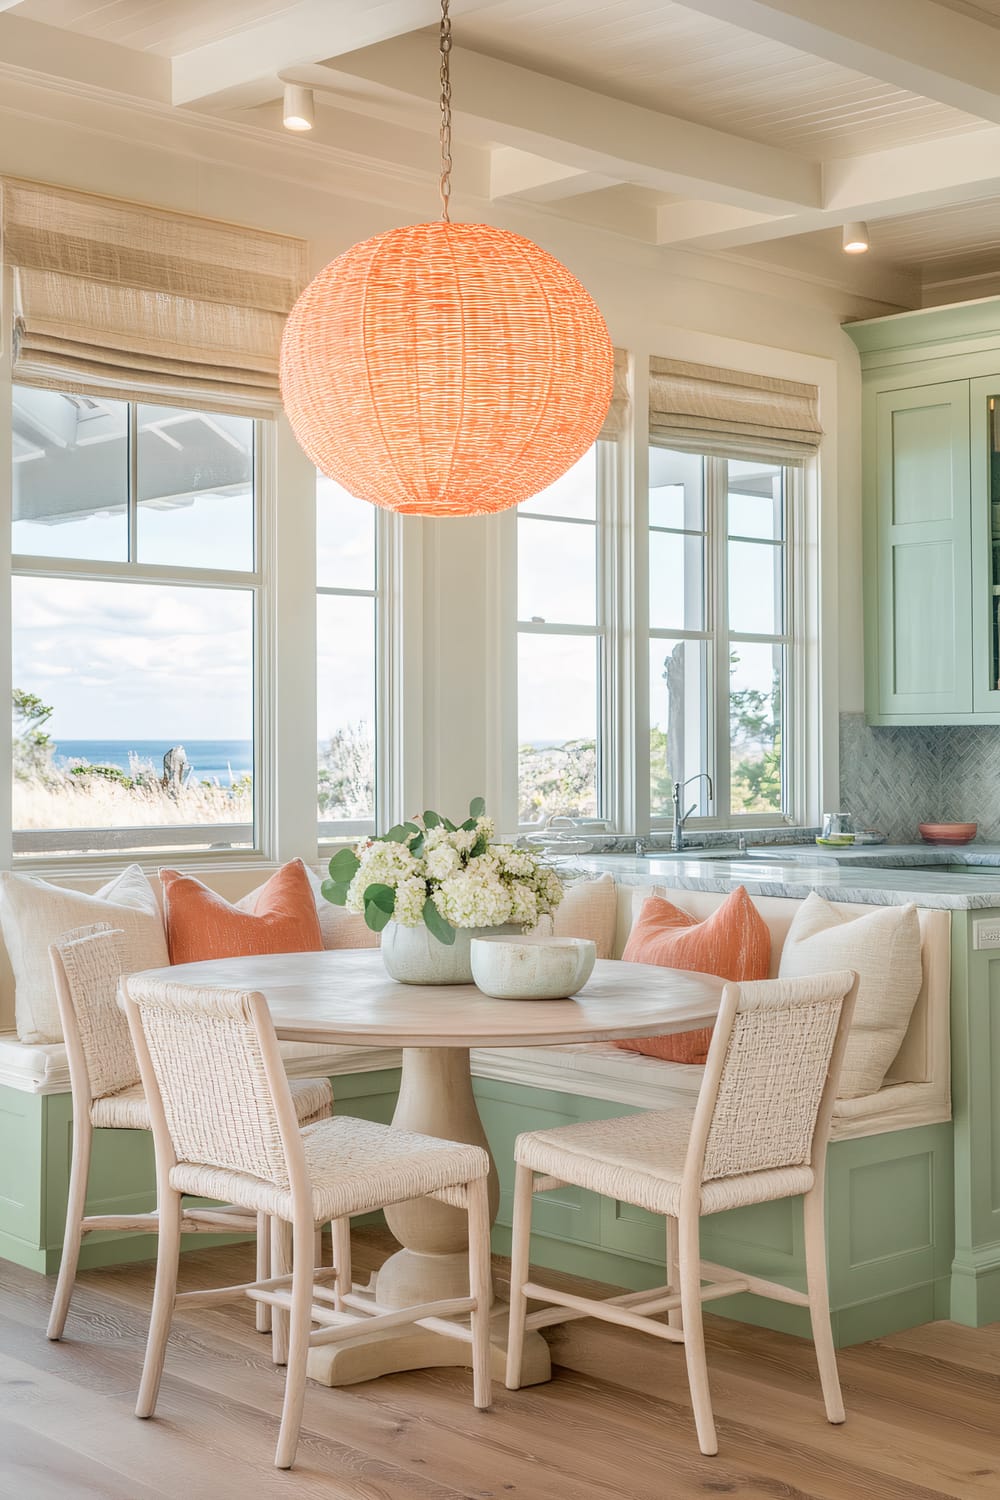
[0,867,956,1345]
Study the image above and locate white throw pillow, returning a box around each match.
[777,892,923,1098]
[237,863,379,950]
[532,873,618,959]
[0,865,169,1044]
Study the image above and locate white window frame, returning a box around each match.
[10,383,268,864]
[514,440,622,831]
[316,504,396,845]
[644,448,804,832]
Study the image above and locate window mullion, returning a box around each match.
[128,403,138,563]
[711,456,731,822]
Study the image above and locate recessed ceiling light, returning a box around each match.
[842,221,870,254]
[283,84,314,132]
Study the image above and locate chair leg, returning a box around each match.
[466,1176,493,1411]
[505,1162,534,1391]
[47,1114,93,1341]
[332,1218,352,1312]
[803,1186,845,1425]
[135,1187,183,1420]
[666,1215,682,1332]
[274,1213,315,1470]
[678,1210,718,1457]
[255,1213,272,1334]
[270,1217,292,1366]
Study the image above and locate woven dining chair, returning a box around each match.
[505,969,858,1456]
[46,924,335,1343]
[122,972,493,1470]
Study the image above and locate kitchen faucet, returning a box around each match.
[672,772,714,851]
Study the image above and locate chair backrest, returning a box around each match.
[122,974,305,1190]
[50,924,139,1103]
[685,970,857,1187]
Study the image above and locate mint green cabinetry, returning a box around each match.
[872,382,972,718]
[848,298,1000,724]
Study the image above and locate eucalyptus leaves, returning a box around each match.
[322,798,563,946]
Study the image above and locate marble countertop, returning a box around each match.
[575,844,1000,909]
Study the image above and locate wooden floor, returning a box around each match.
[0,1230,998,1500]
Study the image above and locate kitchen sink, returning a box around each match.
[641,846,745,860]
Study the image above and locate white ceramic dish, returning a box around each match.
[470,934,597,1000]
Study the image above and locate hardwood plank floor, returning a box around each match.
[0,1228,997,1499]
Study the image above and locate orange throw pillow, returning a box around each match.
[160,859,323,966]
[616,887,770,1064]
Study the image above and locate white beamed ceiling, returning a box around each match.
[10,0,303,55]
[6,0,1000,305]
[455,0,990,159]
[931,0,1000,26]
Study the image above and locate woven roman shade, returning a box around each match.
[598,347,630,441]
[2,178,308,415]
[649,356,821,464]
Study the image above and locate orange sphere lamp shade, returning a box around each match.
[279,220,614,517]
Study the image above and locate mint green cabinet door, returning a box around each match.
[970,376,1000,713]
[870,382,972,718]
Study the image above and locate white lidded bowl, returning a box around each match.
[470,934,597,1000]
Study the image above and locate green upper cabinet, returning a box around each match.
[848,298,1000,725]
[870,382,972,719]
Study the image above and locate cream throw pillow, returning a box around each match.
[777,892,923,1098]
[237,863,379,950]
[0,865,169,1044]
[532,873,618,959]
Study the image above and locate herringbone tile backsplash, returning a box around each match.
[840,713,1000,842]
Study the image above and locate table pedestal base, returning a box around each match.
[305,1282,550,1389]
[306,1044,554,1389]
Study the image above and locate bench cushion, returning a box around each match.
[778,893,923,1098]
[0,865,168,1044]
[160,859,323,964]
[0,1030,402,1096]
[551,874,618,959]
[471,1040,950,1143]
[616,887,770,1063]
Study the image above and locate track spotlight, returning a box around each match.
[283,84,314,132]
[842,221,870,254]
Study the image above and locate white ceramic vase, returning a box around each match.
[381,920,519,985]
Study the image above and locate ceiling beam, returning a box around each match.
[0,12,170,102]
[658,123,1000,251]
[171,0,498,111]
[316,35,821,213]
[490,148,618,204]
[678,0,1000,125]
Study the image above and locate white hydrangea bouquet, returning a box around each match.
[322,796,563,947]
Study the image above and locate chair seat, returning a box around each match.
[169,1115,490,1223]
[515,1107,815,1218]
[89,1075,334,1133]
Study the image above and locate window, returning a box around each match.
[516,448,604,826]
[12,386,260,858]
[316,476,382,839]
[648,447,793,826]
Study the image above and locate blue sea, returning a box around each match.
[53,740,253,784]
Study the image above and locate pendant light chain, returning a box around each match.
[438,0,453,222]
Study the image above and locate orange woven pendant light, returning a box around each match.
[279,0,614,517]
[280,220,613,516]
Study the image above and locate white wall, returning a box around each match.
[0,77,882,842]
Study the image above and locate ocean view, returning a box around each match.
[53,740,254,783]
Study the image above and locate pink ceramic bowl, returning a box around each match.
[918,822,977,845]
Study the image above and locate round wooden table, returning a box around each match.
[139,947,726,1388]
